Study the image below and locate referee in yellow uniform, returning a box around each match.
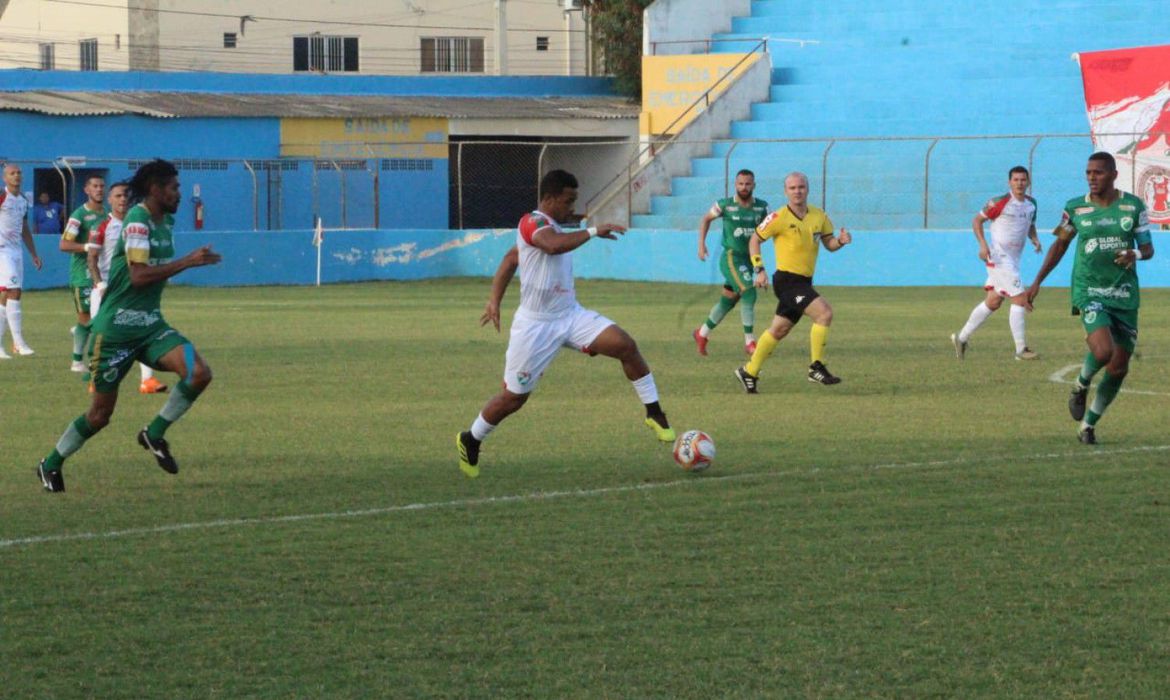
[735,172,851,393]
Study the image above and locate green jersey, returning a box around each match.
[710,197,769,254]
[1059,192,1151,311]
[92,203,176,342]
[62,203,108,286]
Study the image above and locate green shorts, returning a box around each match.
[718,249,753,294]
[88,325,190,394]
[1077,302,1138,353]
[70,284,94,316]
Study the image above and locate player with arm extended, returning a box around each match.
[37,160,222,493]
[693,169,769,356]
[0,163,43,358]
[734,171,851,393]
[951,166,1043,360]
[85,181,167,395]
[1026,151,1154,444]
[456,169,674,478]
[61,175,107,372]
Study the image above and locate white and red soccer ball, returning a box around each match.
[672,430,715,472]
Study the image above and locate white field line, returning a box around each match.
[1049,364,1170,397]
[5,444,1170,551]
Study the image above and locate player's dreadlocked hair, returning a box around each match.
[127,158,178,204]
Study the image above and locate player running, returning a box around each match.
[60,175,106,372]
[1026,152,1154,444]
[86,181,168,394]
[693,169,769,356]
[37,160,222,493]
[950,166,1042,360]
[456,169,674,478]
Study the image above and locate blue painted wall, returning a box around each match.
[20,228,1169,290]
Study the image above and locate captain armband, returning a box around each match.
[750,254,764,269]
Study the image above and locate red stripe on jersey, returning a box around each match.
[92,217,109,245]
[518,212,552,245]
[981,194,1010,220]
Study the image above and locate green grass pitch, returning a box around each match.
[3,280,1169,698]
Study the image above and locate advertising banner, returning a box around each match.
[1078,44,1170,224]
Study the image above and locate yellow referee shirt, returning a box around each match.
[755,205,834,277]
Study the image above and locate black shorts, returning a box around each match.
[773,270,819,323]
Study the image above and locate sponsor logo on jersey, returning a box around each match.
[1085,236,1128,254]
[733,227,753,238]
[1086,283,1133,300]
[1075,206,1095,215]
[1097,217,1116,226]
[1119,204,1136,212]
[1084,239,1098,253]
[112,308,162,328]
[1120,217,1133,231]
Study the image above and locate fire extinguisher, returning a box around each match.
[192,184,204,230]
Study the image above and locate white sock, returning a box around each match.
[1009,304,1028,353]
[470,413,496,442]
[958,302,995,343]
[631,372,659,404]
[140,363,155,380]
[7,299,25,346]
[744,333,756,345]
[0,303,7,347]
[698,325,711,338]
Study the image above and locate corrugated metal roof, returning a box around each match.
[0,90,639,120]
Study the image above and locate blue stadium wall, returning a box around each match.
[22,228,1169,289]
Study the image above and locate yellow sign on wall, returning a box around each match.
[641,53,760,135]
[281,117,449,158]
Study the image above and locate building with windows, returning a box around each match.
[0,0,589,75]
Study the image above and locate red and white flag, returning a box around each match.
[1078,44,1170,223]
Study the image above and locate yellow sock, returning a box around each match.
[745,331,779,376]
[810,323,830,363]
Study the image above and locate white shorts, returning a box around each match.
[0,247,22,289]
[503,305,615,394]
[983,257,1024,298]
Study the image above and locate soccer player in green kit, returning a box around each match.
[37,160,223,493]
[693,169,768,356]
[60,175,106,372]
[1026,152,1154,444]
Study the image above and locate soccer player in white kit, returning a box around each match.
[85,181,167,393]
[456,169,675,478]
[951,166,1042,360]
[0,163,43,358]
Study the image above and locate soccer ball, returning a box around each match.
[672,430,715,472]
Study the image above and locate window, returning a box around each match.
[79,38,98,71]
[224,32,237,48]
[39,43,54,70]
[293,35,359,72]
[536,36,549,52]
[420,37,484,73]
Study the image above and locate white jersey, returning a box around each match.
[90,214,123,280]
[0,188,29,248]
[979,193,1037,264]
[515,209,577,318]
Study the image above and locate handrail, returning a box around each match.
[649,36,818,55]
[584,38,769,220]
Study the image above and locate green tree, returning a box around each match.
[584,0,654,98]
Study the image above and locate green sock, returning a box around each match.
[146,380,202,440]
[704,296,736,330]
[71,323,90,362]
[1077,352,1103,389]
[44,415,101,471]
[739,288,756,334]
[1085,370,1124,427]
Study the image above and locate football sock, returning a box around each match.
[44,415,102,471]
[810,323,830,364]
[1084,370,1124,427]
[631,372,660,404]
[703,296,736,331]
[746,331,779,376]
[7,299,25,346]
[958,302,994,343]
[72,323,90,362]
[146,379,202,440]
[744,333,756,345]
[739,288,757,335]
[1009,304,1028,353]
[0,303,7,347]
[140,363,155,381]
[470,413,495,442]
[1077,352,1104,389]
